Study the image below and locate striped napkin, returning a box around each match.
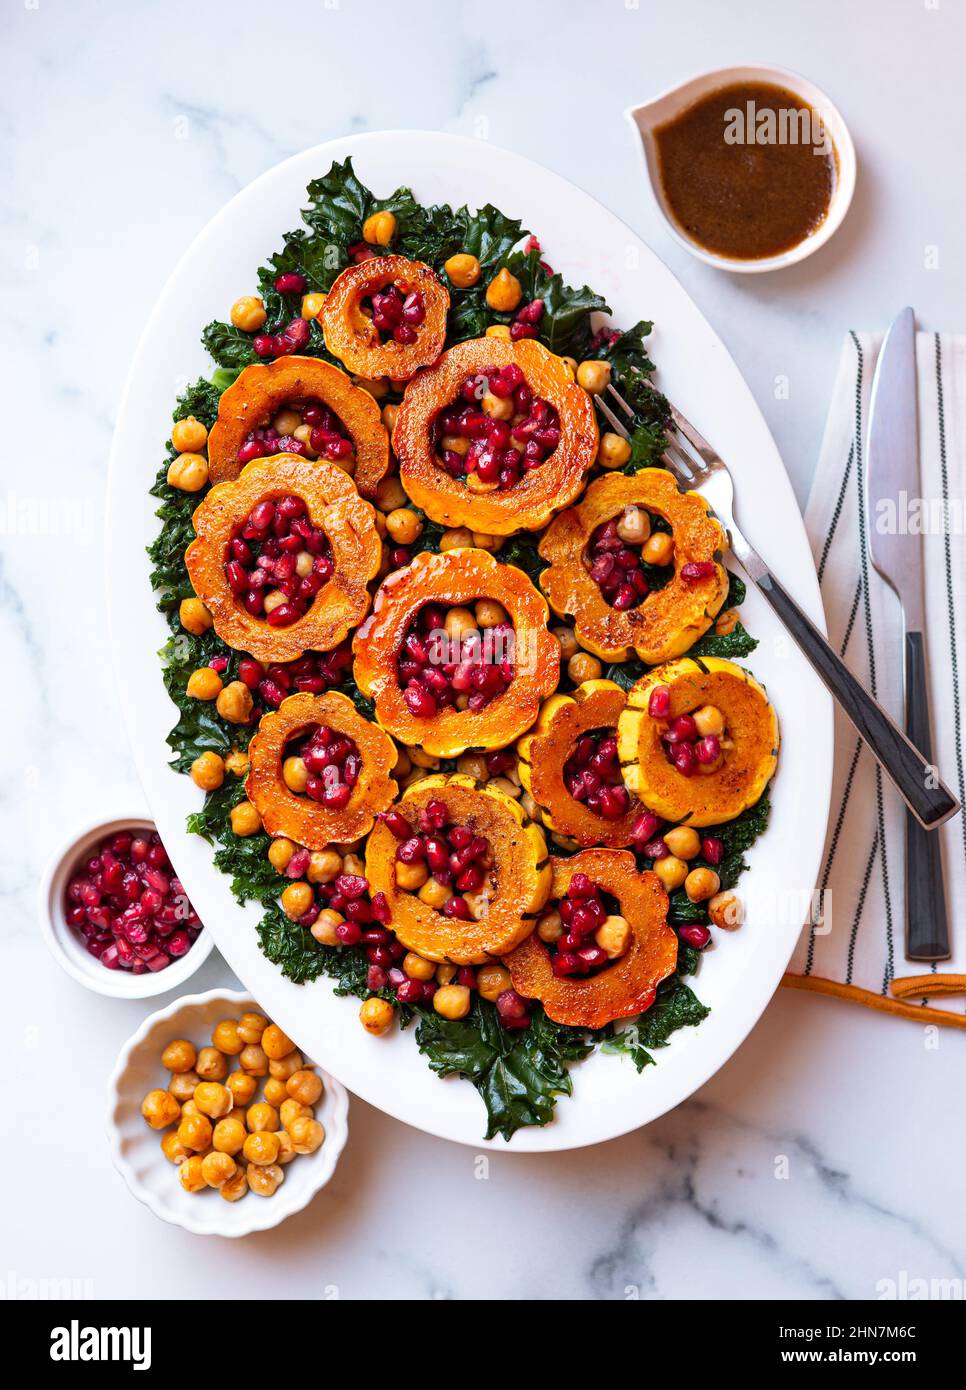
[783,331,966,1027]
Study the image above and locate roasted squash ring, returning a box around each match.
[506,849,678,1028]
[320,255,449,381]
[352,547,560,757]
[365,773,552,965]
[245,691,398,850]
[185,454,382,662]
[617,657,779,827]
[517,680,641,848]
[206,356,390,496]
[539,469,729,663]
[392,336,599,536]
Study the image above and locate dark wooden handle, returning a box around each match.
[755,573,959,829]
[904,631,951,959]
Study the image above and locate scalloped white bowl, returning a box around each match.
[106,988,349,1237]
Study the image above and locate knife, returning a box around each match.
[867,307,952,961]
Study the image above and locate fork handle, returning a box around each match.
[753,571,959,830]
[904,630,951,958]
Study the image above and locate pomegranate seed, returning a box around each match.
[648,685,671,718]
[681,561,717,582]
[679,924,711,949]
[275,271,307,294]
[701,836,724,865]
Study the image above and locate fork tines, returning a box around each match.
[593,382,709,488]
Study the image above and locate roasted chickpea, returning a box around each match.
[167,453,209,492]
[433,985,471,1021]
[568,651,602,683]
[210,1020,242,1056]
[598,431,632,469]
[285,1069,323,1107]
[279,1098,311,1131]
[263,1077,288,1108]
[402,951,436,982]
[168,1069,200,1103]
[161,1038,197,1074]
[281,881,314,920]
[715,608,739,635]
[693,704,726,738]
[179,1155,208,1193]
[418,876,450,909]
[282,755,309,794]
[141,1089,181,1131]
[685,867,721,904]
[230,800,262,837]
[288,1115,326,1154]
[341,850,366,876]
[224,748,250,777]
[239,1043,269,1076]
[481,390,514,421]
[708,891,743,930]
[374,474,407,512]
[664,827,701,860]
[243,1130,281,1166]
[275,1129,297,1165]
[268,1049,304,1081]
[595,914,632,959]
[179,597,212,636]
[642,531,675,567]
[193,1082,233,1119]
[231,294,267,331]
[435,963,457,985]
[471,531,502,552]
[237,1011,268,1045]
[576,359,611,395]
[180,1099,199,1119]
[268,837,296,872]
[219,1167,249,1202]
[186,667,222,701]
[247,1162,284,1197]
[303,849,340,887]
[456,751,488,780]
[161,1130,191,1165]
[212,1115,247,1156]
[537,909,563,942]
[191,750,224,791]
[195,1046,228,1081]
[352,374,390,400]
[653,854,689,891]
[226,1070,257,1107]
[395,860,428,891]
[475,599,507,629]
[363,210,397,246]
[485,267,523,312]
[440,526,474,551]
[261,1023,295,1061]
[552,625,579,661]
[477,963,512,1002]
[177,1112,213,1153]
[444,252,481,288]
[488,775,520,799]
[201,1151,237,1189]
[172,415,209,453]
[616,504,650,546]
[385,508,423,545]
[485,323,512,340]
[246,1101,280,1133]
[216,680,254,725]
[359,997,395,1035]
[311,908,343,945]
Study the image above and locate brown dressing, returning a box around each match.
[654,81,836,260]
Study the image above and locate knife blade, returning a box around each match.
[867,307,951,961]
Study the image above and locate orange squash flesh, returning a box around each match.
[320,256,449,381]
[617,657,779,827]
[206,356,390,497]
[364,774,552,965]
[516,680,641,848]
[539,469,729,663]
[185,454,382,662]
[392,336,599,536]
[506,849,678,1029]
[245,691,398,850]
[352,547,560,757]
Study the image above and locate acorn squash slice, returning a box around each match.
[320,255,449,381]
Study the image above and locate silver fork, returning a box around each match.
[596,385,960,830]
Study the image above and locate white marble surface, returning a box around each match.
[5,0,966,1299]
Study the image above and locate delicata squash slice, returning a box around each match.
[617,657,779,827]
[506,849,678,1029]
[185,454,382,662]
[517,680,641,848]
[366,773,552,965]
[539,469,729,663]
[206,356,390,496]
[352,547,560,757]
[320,255,449,381]
[246,691,398,850]
[392,336,598,536]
